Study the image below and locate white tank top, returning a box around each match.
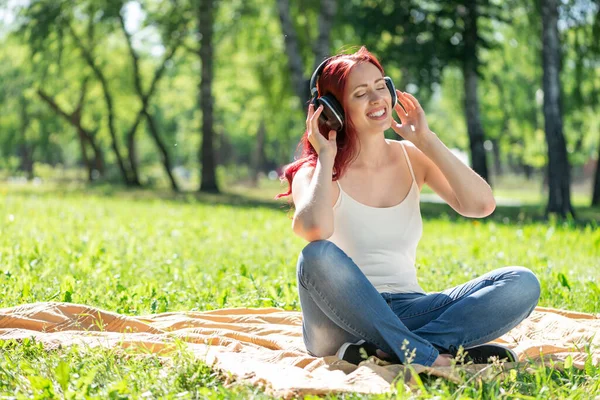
[328,142,425,294]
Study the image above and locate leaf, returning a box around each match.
[557,273,571,290]
[586,281,600,296]
[564,355,573,370]
[55,361,70,393]
[584,354,594,376]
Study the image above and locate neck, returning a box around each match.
[352,131,390,168]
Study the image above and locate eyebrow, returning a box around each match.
[351,78,385,92]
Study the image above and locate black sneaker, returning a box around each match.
[448,344,518,364]
[336,340,401,365]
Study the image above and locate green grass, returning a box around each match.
[0,181,599,398]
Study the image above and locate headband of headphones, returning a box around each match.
[309,57,331,99]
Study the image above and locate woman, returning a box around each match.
[276,47,540,367]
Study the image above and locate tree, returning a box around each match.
[37,81,106,181]
[277,0,337,110]
[197,0,219,193]
[540,0,574,217]
[116,7,182,191]
[13,0,187,189]
[589,0,600,206]
[342,0,507,183]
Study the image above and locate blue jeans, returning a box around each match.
[297,240,541,366]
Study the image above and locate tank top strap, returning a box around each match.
[400,141,416,184]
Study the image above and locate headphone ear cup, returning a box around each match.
[316,94,345,131]
[385,77,397,107]
[312,96,320,109]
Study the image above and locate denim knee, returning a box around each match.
[297,240,340,289]
[508,266,541,309]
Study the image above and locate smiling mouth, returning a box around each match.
[367,108,386,119]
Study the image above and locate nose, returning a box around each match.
[368,90,386,105]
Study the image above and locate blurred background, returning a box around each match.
[0,0,599,219]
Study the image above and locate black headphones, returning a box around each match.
[309,57,398,131]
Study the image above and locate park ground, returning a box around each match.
[0,178,598,398]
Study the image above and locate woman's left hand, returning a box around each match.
[391,90,434,146]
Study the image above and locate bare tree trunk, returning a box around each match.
[491,76,510,177]
[541,0,574,217]
[462,0,490,184]
[198,0,219,193]
[277,0,310,106]
[490,138,502,177]
[592,133,600,206]
[277,0,338,110]
[90,133,105,178]
[313,0,337,70]
[250,119,267,187]
[76,127,93,180]
[144,110,180,191]
[18,96,34,180]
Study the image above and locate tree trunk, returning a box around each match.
[541,0,574,217]
[462,0,490,184]
[277,0,338,110]
[76,128,93,181]
[592,133,600,206]
[524,164,534,180]
[491,138,502,177]
[18,96,34,180]
[88,132,105,179]
[68,23,134,186]
[144,110,180,191]
[37,89,106,181]
[125,112,144,187]
[197,0,219,193]
[276,0,310,107]
[313,0,337,71]
[490,76,509,177]
[118,13,181,191]
[250,119,267,187]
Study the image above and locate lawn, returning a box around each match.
[0,181,598,398]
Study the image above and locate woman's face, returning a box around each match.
[343,62,392,134]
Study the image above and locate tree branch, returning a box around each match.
[67,21,132,185]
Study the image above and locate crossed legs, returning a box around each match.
[297,240,541,366]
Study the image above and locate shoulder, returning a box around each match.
[386,138,419,153]
[385,139,423,163]
[386,139,428,183]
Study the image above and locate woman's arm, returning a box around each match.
[292,104,339,241]
[409,136,496,218]
[291,157,335,241]
[391,90,495,218]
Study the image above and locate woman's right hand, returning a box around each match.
[306,104,337,163]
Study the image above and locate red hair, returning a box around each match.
[275,46,385,205]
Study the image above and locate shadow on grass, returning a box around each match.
[419,202,600,227]
[3,182,599,226]
[1,182,291,212]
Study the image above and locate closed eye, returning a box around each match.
[356,86,385,97]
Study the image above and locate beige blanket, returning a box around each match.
[0,302,598,398]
